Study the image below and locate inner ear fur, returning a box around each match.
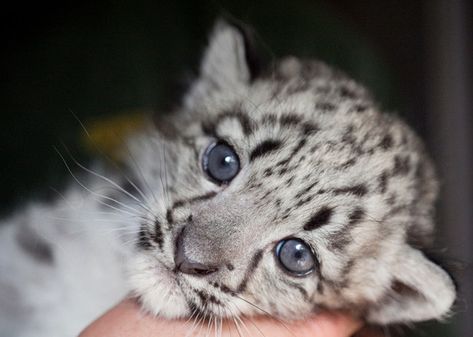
[367,245,456,324]
[199,19,265,87]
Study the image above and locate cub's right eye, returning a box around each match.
[202,142,240,184]
[275,238,316,276]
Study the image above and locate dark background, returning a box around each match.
[1,1,471,336]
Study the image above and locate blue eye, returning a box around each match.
[275,239,316,276]
[203,142,240,184]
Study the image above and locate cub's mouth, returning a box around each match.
[177,278,236,319]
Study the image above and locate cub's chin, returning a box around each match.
[127,254,189,318]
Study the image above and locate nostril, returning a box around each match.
[174,227,219,276]
[180,261,218,275]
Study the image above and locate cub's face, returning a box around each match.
[127,21,455,325]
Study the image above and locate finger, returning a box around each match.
[221,312,362,337]
[79,299,363,337]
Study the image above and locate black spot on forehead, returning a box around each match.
[315,101,336,112]
[350,104,368,113]
[279,113,303,126]
[302,122,319,136]
[348,207,365,226]
[304,206,334,231]
[392,155,411,176]
[328,229,351,252]
[333,184,368,197]
[295,181,318,199]
[379,134,393,150]
[338,86,358,99]
[338,158,357,170]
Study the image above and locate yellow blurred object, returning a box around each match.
[81,111,147,162]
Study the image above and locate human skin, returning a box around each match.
[79,299,363,337]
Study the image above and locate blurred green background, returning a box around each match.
[1,0,471,336]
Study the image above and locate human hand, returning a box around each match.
[79,298,363,337]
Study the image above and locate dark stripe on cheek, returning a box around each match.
[237,249,264,292]
[166,209,174,225]
[250,140,282,161]
[304,207,333,230]
[154,219,164,249]
[137,226,153,250]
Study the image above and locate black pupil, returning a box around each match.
[204,143,240,183]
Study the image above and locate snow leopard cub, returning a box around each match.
[0,20,455,337]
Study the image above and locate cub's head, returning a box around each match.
[127,21,456,325]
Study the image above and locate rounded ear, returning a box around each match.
[155,20,264,137]
[367,245,456,324]
[198,19,262,89]
[178,19,265,119]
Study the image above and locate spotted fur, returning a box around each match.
[0,20,455,336]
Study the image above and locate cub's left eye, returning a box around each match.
[275,239,316,276]
[202,141,240,184]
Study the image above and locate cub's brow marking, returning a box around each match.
[202,110,255,136]
[303,206,334,231]
[249,140,282,161]
[166,191,218,224]
[171,191,218,209]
